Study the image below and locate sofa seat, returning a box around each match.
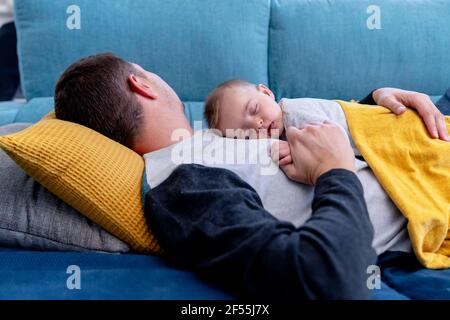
[0,248,234,299]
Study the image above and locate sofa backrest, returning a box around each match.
[14,0,270,101]
[269,0,450,100]
[13,0,450,114]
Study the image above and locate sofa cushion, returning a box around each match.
[10,97,208,128]
[0,101,22,126]
[14,0,270,101]
[0,114,160,254]
[0,248,235,299]
[269,0,450,100]
[184,101,208,129]
[14,97,54,123]
[0,123,130,253]
[436,90,450,116]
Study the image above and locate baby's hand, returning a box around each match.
[271,140,292,166]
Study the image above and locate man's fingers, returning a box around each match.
[436,114,450,141]
[270,143,288,161]
[270,143,280,162]
[271,143,292,165]
[405,94,448,140]
[421,112,439,139]
[403,92,429,112]
[406,94,439,138]
[280,163,296,179]
[421,99,448,140]
[278,145,290,158]
[279,155,292,166]
[386,99,407,115]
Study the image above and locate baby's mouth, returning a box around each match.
[258,122,276,138]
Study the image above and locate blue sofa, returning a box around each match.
[0,0,449,299]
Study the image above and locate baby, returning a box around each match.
[204,79,353,165]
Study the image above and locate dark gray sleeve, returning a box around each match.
[359,90,376,105]
[145,164,377,300]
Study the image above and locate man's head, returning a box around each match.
[204,80,284,138]
[55,53,191,154]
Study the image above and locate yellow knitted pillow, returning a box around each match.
[0,113,160,254]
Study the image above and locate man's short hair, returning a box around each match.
[54,53,143,148]
[204,79,255,129]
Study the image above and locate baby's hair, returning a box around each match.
[204,79,256,129]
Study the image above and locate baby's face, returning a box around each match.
[216,85,284,139]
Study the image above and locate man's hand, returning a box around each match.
[373,87,450,141]
[271,121,356,185]
[272,140,292,165]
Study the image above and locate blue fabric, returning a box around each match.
[0,248,234,299]
[436,89,450,115]
[377,251,450,300]
[0,101,22,126]
[13,97,54,123]
[371,280,410,300]
[14,0,270,101]
[269,0,450,100]
[1,247,449,299]
[430,95,443,105]
[141,172,150,208]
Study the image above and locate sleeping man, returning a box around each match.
[54,53,449,299]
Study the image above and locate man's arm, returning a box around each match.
[145,164,377,300]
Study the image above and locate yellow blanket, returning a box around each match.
[336,100,450,269]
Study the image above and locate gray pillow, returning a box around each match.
[0,123,130,253]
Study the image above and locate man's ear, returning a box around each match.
[128,74,158,99]
[257,84,275,99]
